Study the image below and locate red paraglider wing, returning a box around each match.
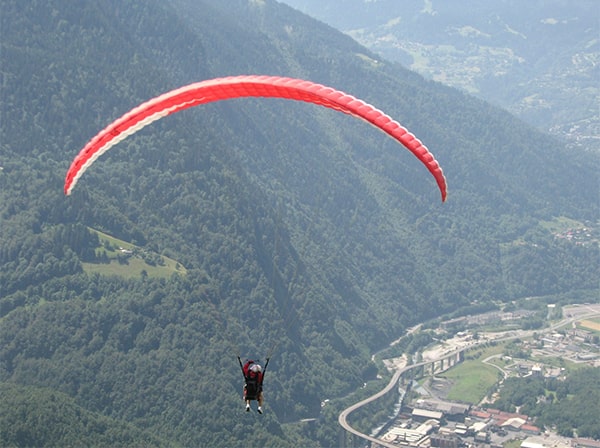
[64,75,447,201]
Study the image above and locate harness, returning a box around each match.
[245,373,261,400]
[238,356,269,401]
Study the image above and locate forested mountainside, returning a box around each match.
[0,0,598,446]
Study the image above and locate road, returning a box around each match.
[338,364,406,448]
[338,303,600,446]
[338,354,455,446]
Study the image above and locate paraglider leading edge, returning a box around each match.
[64,75,447,201]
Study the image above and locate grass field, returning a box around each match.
[538,216,584,233]
[578,319,600,332]
[91,228,135,251]
[438,344,506,404]
[82,228,186,279]
[441,360,502,404]
[82,257,184,279]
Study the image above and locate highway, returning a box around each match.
[338,361,409,448]
[337,303,600,447]
[338,351,465,447]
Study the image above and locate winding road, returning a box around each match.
[338,362,409,448]
[338,350,467,446]
[338,304,600,446]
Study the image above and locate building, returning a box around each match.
[521,424,541,435]
[412,408,443,422]
[414,399,470,422]
[521,439,548,448]
[470,420,490,434]
[501,417,526,431]
[380,419,437,445]
[470,409,492,420]
[430,434,460,448]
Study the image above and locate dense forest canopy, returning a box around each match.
[493,367,600,439]
[0,0,598,446]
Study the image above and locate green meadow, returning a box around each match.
[82,228,186,279]
[440,344,506,404]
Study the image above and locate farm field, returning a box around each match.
[82,228,186,279]
[440,359,501,404]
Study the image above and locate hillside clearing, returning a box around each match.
[82,228,186,279]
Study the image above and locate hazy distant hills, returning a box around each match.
[281,0,600,151]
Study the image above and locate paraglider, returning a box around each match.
[238,356,268,414]
[64,75,447,201]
